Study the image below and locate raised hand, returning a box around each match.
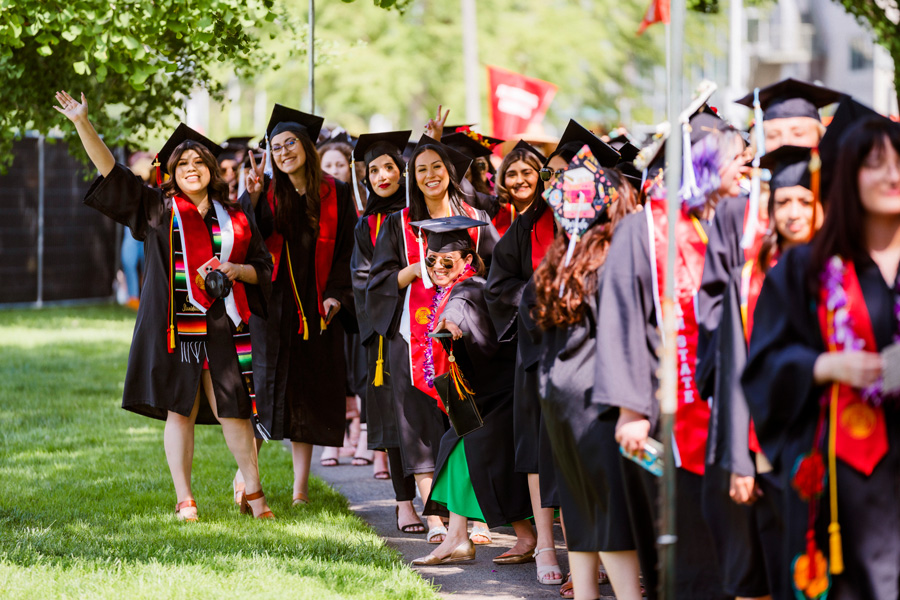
[246,150,266,197]
[424,105,450,141]
[53,90,88,124]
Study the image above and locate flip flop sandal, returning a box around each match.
[426,525,448,544]
[395,506,427,534]
[373,470,391,480]
[320,458,339,467]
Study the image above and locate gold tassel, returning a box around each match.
[302,315,309,341]
[373,336,385,387]
[827,381,844,575]
[320,316,327,332]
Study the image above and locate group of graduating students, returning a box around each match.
[54,74,900,600]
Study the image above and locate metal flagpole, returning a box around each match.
[308,0,315,114]
[460,0,481,126]
[660,0,686,597]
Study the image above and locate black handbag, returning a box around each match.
[430,335,484,437]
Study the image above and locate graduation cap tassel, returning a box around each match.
[741,88,766,249]
[680,122,701,207]
[827,382,845,575]
[154,154,162,187]
[808,148,822,243]
[405,168,410,208]
[351,159,365,214]
[373,335,385,387]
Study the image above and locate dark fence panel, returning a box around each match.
[0,136,117,305]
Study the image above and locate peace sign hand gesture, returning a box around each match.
[245,150,267,201]
[53,90,88,124]
[424,105,450,141]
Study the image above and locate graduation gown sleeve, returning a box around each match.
[484,215,531,342]
[351,216,378,344]
[696,195,745,399]
[324,180,358,334]
[84,163,167,235]
[592,211,661,430]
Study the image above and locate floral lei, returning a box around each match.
[423,264,476,388]
[821,255,900,406]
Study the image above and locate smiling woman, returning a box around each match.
[53,90,275,522]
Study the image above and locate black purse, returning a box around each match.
[430,334,484,437]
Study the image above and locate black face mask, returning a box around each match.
[204,269,233,300]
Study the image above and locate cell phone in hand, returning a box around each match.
[619,437,664,477]
[197,256,222,278]
[881,342,900,395]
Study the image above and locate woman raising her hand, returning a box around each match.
[54,90,274,521]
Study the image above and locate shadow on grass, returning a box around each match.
[0,307,437,599]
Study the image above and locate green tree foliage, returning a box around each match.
[835,0,900,111]
[0,0,295,169]
[240,0,725,140]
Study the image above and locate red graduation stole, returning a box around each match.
[816,258,888,476]
[265,177,339,338]
[492,202,516,237]
[649,198,711,476]
[368,213,383,247]
[530,205,555,273]
[401,203,481,408]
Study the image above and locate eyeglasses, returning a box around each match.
[271,139,299,155]
[424,255,461,269]
[539,168,566,182]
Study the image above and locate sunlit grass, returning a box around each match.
[0,305,437,599]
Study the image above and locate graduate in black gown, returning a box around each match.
[595,115,747,600]
[348,130,427,534]
[533,162,641,600]
[237,104,357,507]
[743,116,900,600]
[55,91,275,521]
[491,142,544,237]
[410,216,533,566]
[366,136,498,543]
[441,129,501,216]
[486,122,620,589]
[703,145,824,600]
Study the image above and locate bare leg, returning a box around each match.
[570,552,600,600]
[598,550,642,600]
[201,372,271,517]
[373,450,389,477]
[396,499,423,530]
[505,520,537,554]
[233,437,263,499]
[529,473,562,581]
[165,390,201,518]
[413,472,445,541]
[425,512,469,559]
[291,441,314,499]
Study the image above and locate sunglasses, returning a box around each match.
[539,167,566,182]
[424,255,461,269]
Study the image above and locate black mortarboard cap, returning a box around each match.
[265,104,325,144]
[441,132,495,159]
[411,135,473,182]
[353,130,412,165]
[689,111,734,144]
[222,136,252,151]
[616,141,640,162]
[409,215,488,253]
[616,160,643,189]
[510,139,545,161]
[550,120,621,168]
[735,78,844,122]
[157,123,222,175]
[759,145,813,192]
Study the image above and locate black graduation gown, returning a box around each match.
[593,211,727,600]
[701,265,782,598]
[241,179,357,446]
[84,164,271,424]
[423,277,532,528]
[484,203,559,506]
[366,205,498,476]
[350,186,406,450]
[696,195,746,399]
[460,178,499,218]
[538,283,635,553]
[742,245,900,600]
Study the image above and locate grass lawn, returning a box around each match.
[0,305,439,600]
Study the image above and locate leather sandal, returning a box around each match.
[534,547,562,584]
[241,489,275,519]
[292,492,309,506]
[175,499,198,522]
[426,525,447,544]
[469,523,493,545]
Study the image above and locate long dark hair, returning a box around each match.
[161,141,233,207]
[495,148,543,208]
[272,132,324,240]
[408,144,468,223]
[532,169,638,329]
[808,118,900,292]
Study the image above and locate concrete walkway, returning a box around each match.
[311,449,617,599]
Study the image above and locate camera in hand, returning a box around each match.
[205,269,233,300]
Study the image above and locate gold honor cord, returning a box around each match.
[373,214,386,387]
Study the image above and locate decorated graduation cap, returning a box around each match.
[735,78,844,122]
[348,130,412,213]
[156,123,223,178]
[410,215,488,252]
[549,120,621,168]
[265,104,325,145]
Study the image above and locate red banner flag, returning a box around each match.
[487,66,557,140]
[637,0,670,35]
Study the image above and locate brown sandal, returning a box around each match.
[240,490,275,519]
[175,499,198,522]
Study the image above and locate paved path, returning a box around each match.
[311,449,617,599]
